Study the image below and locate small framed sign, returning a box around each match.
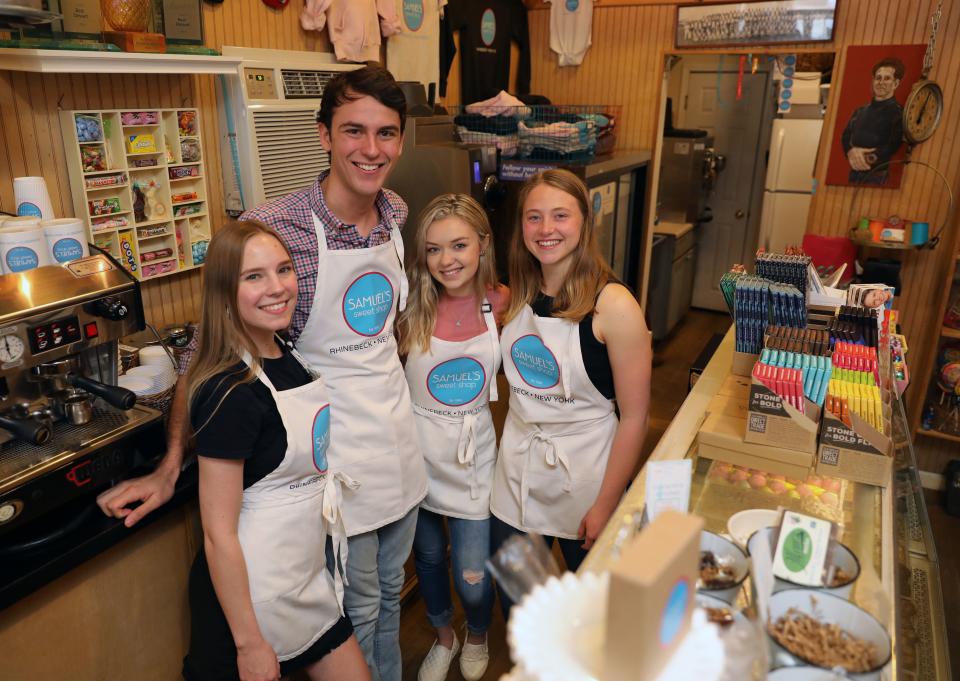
[159,0,204,45]
[675,0,838,49]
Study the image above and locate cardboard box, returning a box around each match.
[743,379,821,454]
[731,351,759,377]
[716,373,752,399]
[698,410,814,479]
[816,409,893,487]
[604,511,703,681]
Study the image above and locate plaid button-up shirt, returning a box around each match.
[240,170,409,344]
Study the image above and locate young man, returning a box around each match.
[98,66,427,681]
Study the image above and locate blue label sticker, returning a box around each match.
[17,202,41,217]
[52,237,83,263]
[784,55,797,65]
[592,192,602,215]
[784,66,795,77]
[428,356,486,406]
[511,334,560,389]
[565,0,579,10]
[312,405,330,474]
[480,8,496,46]
[659,578,689,648]
[403,0,424,31]
[5,246,39,272]
[782,90,792,100]
[779,101,792,111]
[782,78,793,89]
[342,272,394,337]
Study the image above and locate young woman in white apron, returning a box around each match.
[398,195,509,681]
[489,169,652,607]
[181,221,369,681]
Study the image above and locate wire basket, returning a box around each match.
[449,104,620,162]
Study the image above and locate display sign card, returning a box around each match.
[161,0,203,44]
[644,459,692,522]
[750,529,775,623]
[772,511,831,586]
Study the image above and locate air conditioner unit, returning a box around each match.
[218,47,361,215]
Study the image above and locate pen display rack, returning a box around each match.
[60,108,212,281]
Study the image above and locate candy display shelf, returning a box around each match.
[60,108,211,281]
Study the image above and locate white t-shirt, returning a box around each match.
[386,0,448,93]
[547,0,593,67]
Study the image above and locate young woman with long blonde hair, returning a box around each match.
[398,195,508,681]
[489,169,652,597]
[182,220,368,681]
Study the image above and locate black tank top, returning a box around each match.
[531,291,616,400]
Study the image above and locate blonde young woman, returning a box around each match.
[181,221,368,681]
[489,169,652,599]
[398,195,508,681]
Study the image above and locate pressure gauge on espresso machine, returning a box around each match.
[0,334,24,363]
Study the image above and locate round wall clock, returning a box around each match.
[903,79,944,145]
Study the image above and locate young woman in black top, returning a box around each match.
[182,220,369,681]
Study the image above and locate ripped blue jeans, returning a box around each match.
[412,508,494,635]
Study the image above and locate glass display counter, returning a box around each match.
[582,329,950,680]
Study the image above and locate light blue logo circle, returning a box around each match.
[17,202,41,217]
[403,0,424,31]
[480,8,496,46]
[780,101,791,111]
[511,335,559,389]
[782,90,792,99]
[782,78,793,89]
[784,66,795,77]
[592,192,602,215]
[342,272,393,337]
[428,357,486,406]
[565,0,579,10]
[312,405,330,473]
[659,578,689,647]
[5,246,39,272]
[52,237,83,263]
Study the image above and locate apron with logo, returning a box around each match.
[294,214,426,536]
[490,304,618,539]
[404,299,501,519]
[236,351,348,660]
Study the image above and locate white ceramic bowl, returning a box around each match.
[727,508,780,549]
[747,527,860,599]
[767,589,891,681]
[698,530,749,604]
[767,667,854,680]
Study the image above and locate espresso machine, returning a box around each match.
[0,254,163,542]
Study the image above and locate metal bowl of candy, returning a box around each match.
[698,531,749,604]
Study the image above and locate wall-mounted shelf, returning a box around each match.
[0,48,242,75]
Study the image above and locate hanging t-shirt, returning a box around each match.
[547,0,593,67]
[386,0,448,94]
[440,0,530,104]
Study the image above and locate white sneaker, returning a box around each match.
[459,635,489,681]
[418,635,460,681]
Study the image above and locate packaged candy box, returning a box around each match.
[121,111,159,126]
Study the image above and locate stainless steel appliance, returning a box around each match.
[386,115,501,262]
[647,225,696,341]
[0,255,161,539]
[657,134,723,224]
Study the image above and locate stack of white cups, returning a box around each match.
[0,218,51,274]
[14,177,56,220]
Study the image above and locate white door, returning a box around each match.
[683,66,772,311]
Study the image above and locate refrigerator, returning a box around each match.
[758,118,823,253]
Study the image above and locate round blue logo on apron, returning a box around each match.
[52,237,83,263]
[480,8,496,46]
[403,0,424,31]
[428,356,486,406]
[511,334,559,389]
[659,577,689,647]
[342,272,394,337]
[5,246,39,272]
[565,0,579,10]
[17,202,41,217]
[312,404,330,473]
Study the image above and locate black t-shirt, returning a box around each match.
[532,291,616,400]
[441,0,531,104]
[191,344,312,489]
[840,97,904,165]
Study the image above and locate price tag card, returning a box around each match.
[772,511,831,586]
[644,459,692,522]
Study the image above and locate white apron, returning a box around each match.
[237,350,350,661]
[404,299,501,519]
[490,304,618,539]
[293,214,427,536]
